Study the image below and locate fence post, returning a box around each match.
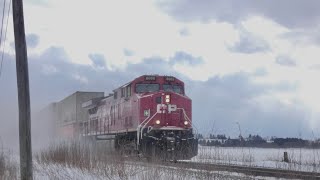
[283,151,289,163]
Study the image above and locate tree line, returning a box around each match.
[197,134,320,148]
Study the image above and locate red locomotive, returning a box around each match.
[81,75,198,160]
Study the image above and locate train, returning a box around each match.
[54,75,198,160]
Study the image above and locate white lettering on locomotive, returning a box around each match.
[168,104,177,113]
[157,104,177,113]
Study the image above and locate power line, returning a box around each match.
[0,0,11,79]
[0,0,7,46]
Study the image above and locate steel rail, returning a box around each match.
[171,161,320,179]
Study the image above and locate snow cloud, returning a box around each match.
[26,33,40,48]
[169,51,204,66]
[275,55,297,67]
[228,29,270,54]
[89,53,106,68]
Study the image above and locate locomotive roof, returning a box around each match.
[118,75,184,88]
[83,75,187,109]
[135,74,183,81]
[111,75,185,95]
[132,74,184,86]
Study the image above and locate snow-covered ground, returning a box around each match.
[33,145,319,179]
[191,146,320,172]
[3,146,319,179]
[33,160,278,180]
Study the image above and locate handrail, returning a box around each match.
[136,109,150,147]
[177,108,198,136]
[136,110,160,148]
[140,111,159,140]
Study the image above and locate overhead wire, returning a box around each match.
[0,0,11,79]
[0,0,6,46]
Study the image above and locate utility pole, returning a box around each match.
[236,122,242,140]
[12,0,33,179]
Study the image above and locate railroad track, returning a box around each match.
[123,155,320,179]
[122,157,320,180]
[166,161,320,180]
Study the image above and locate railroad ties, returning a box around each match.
[172,161,320,179]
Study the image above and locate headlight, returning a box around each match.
[155,120,161,125]
[165,95,170,103]
[184,121,189,125]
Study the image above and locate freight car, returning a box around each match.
[79,75,198,160]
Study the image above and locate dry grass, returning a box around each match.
[0,148,18,180]
[197,146,255,166]
[35,140,148,179]
[34,140,253,179]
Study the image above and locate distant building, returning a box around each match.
[266,139,274,143]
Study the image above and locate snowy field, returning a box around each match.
[2,145,319,179]
[192,146,320,173]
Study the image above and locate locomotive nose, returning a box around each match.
[139,90,191,128]
[152,92,191,128]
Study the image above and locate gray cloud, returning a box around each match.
[229,30,270,54]
[187,73,305,137]
[281,29,320,46]
[126,56,177,77]
[179,27,189,36]
[252,68,268,77]
[276,55,297,67]
[39,46,70,63]
[157,0,320,29]
[123,49,134,56]
[26,34,40,48]
[272,81,298,92]
[88,53,106,68]
[169,51,204,66]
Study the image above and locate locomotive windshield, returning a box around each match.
[163,84,183,94]
[136,83,160,93]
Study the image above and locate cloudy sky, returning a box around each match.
[1,0,320,146]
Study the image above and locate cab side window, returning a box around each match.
[127,85,131,97]
[114,91,118,99]
[121,88,125,97]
